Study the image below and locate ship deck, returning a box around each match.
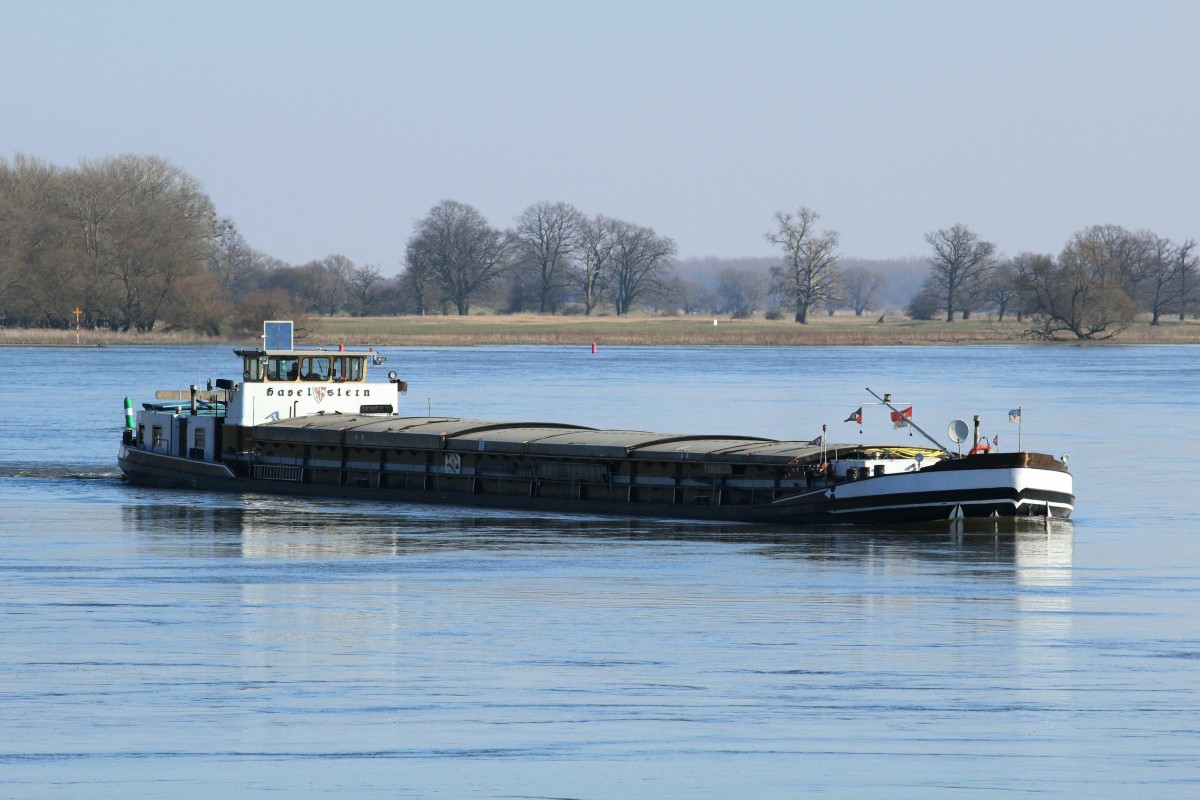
[251,414,857,465]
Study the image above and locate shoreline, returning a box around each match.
[4,314,1199,347]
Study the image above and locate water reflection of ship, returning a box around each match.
[758,523,1074,575]
[126,501,1073,571]
[1015,520,1074,644]
[126,504,250,558]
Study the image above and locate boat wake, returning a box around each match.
[0,464,121,480]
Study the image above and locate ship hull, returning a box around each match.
[119,442,1073,526]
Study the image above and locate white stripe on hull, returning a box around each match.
[830,466,1073,502]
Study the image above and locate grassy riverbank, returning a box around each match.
[314,314,1200,347]
[5,314,1200,347]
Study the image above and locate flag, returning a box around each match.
[806,434,824,446]
[890,406,912,429]
[992,434,999,446]
[1008,408,1021,423]
[844,407,862,424]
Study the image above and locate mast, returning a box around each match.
[865,387,952,456]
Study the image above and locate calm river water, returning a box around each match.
[1,343,1197,798]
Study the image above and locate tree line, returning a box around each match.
[0,154,219,332]
[0,154,428,333]
[400,199,678,317]
[751,208,1199,339]
[2,154,1195,339]
[906,223,1198,339]
[0,156,685,332]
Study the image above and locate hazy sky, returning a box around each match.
[4,0,1197,271]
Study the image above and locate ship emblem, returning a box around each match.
[313,387,327,403]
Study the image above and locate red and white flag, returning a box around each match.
[890,406,913,429]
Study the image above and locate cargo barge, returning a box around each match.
[117,326,1074,525]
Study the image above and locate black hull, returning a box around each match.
[119,446,1074,527]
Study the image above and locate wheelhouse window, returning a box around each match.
[250,354,363,381]
[332,356,364,381]
[243,356,264,382]
[301,356,331,381]
[266,356,300,381]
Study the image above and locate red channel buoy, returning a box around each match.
[591,341,597,354]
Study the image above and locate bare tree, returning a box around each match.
[1009,252,1049,322]
[407,200,509,315]
[56,158,122,328]
[716,266,767,318]
[0,181,19,312]
[511,201,583,313]
[821,281,843,317]
[924,224,997,322]
[1087,224,1148,287]
[1176,239,1198,320]
[982,260,1021,321]
[231,288,308,335]
[62,155,216,332]
[292,255,354,316]
[0,155,74,325]
[1017,232,1138,340]
[1139,234,1186,325]
[207,216,258,299]
[163,269,227,335]
[766,207,841,324]
[840,265,886,317]
[321,254,355,315]
[664,275,717,315]
[366,273,408,315]
[573,214,618,315]
[606,219,677,315]
[346,263,384,316]
[402,231,438,316]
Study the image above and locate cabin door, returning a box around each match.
[177,419,188,457]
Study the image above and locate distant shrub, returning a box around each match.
[765,308,784,321]
[906,286,942,320]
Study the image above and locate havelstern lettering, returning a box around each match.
[264,387,371,398]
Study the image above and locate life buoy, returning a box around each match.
[968,442,991,455]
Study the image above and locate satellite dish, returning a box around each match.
[948,419,970,444]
